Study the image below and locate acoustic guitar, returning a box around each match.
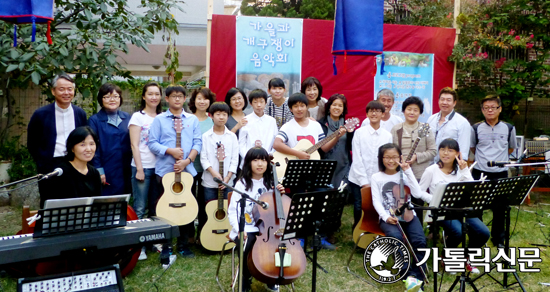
[271,117,359,179]
[156,116,199,225]
[200,142,235,252]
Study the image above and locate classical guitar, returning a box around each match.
[200,142,235,252]
[156,117,199,225]
[248,159,306,285]
[272,117,360,179]
[351,187,384,249]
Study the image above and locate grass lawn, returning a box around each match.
[1,196,550,292]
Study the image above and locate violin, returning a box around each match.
[391,169,414,222]
[248,159,306,285]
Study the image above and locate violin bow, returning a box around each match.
[389,209,430,284]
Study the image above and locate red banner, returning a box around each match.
[210,15,455,120]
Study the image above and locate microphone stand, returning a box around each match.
[0,174,43,190]
[213,178,265,292]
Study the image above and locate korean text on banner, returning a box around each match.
[374,52,434,123]
[236,16,303,97]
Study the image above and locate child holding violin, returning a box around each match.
[419,138,489,274]
[371,143,432,292]
[228,147,285,292]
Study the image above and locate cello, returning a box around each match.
[248,159,306,286]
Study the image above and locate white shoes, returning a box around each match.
[138,246,147,260]
[162,255,177,270]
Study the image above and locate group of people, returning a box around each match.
[27,73,516,292]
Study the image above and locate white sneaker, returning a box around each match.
[466,262,480,274]
[153,243,163,253]
[403,276,423,292]
[138,246,147,260]
[162,254,177,270]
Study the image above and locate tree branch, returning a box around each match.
[52,8,84,29]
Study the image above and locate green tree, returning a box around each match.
[241,0,335,20]
[0,0,183,143]
[388,0,550,136]
[448,0,550,135]
[385,0,454,28]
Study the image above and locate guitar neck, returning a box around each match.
[305,129,340,154]
[406,137,422,162]
[218,161,224,210]
[175,132,182,183]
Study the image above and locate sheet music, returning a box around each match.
[424,183,448,223]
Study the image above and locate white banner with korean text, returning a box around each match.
[375,52,434,123]
[236,16,303,97]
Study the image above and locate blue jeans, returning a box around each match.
[440,217,490,249]
[131,166,159,219]
[203,187,230,203]
[348,181,362,231]
[379,216,427,281]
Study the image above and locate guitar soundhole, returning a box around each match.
[172,182,184,193]
[215,209,226,220]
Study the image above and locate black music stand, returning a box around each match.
[34,201,128,237]
[282,160,337,274]
[422,180,500,292]
[283,189,346,292]
[471,175,539,292]
[282,160,336,191]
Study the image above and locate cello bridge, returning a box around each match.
[275,228,285,237]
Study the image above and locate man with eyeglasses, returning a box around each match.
[470,94,517,247]
[427,87,471,163]
[27,74,88,208]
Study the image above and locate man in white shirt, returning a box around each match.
[348,101,393,230]
[27,74,88,207]
[239,89,278,166]
[427,87,471,162]
[361,88,403,132]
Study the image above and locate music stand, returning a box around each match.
[471,175,539,292]
[282,160,337,274]
[34,199,129,238]
[420,180,500,292]
[282,160,336,191]
[283,189,346,292]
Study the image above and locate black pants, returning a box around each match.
[235,232,258,289]
[194,172,205,240]
[156,174,196,249]
[472,169,508,246]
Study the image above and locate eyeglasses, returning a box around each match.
[383,156,400,161]
[482,106,500,111]
[169,95,185,100]
[368,110,383,114]
[231,96,243,102]
[103,94,120,100]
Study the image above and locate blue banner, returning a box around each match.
[236,16,303,96]
[374,52,434,123]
